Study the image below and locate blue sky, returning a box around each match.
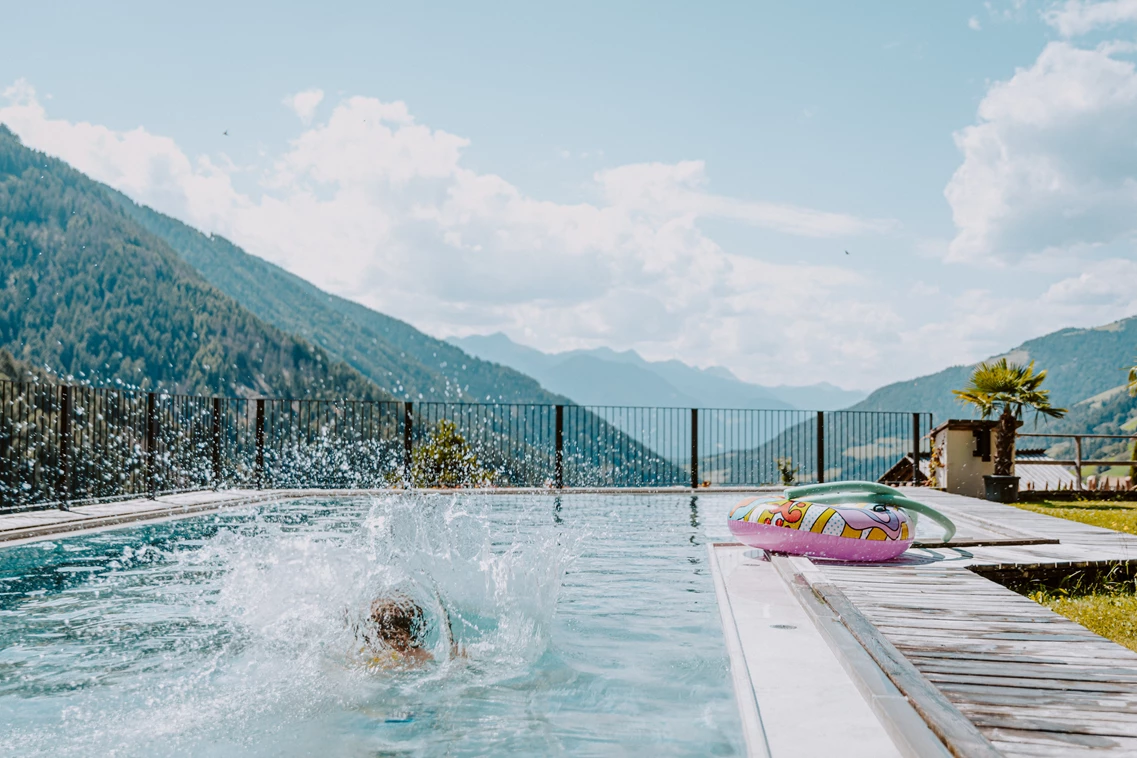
[3,1,1137,390]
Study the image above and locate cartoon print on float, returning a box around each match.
[727,482,954,562]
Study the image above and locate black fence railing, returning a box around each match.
[0,379,932,513]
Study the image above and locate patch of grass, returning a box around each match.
[1004,501,1137,651]
[1029,591,1137,653]
[1002,565,1137,653]
[1012,499,1137,535]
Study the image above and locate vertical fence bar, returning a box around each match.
[690,408,699,489]
[911,412,920,486]
[554,404,564,489]
[58,385,72,508]
[145,392,157,497]
[1074,435,1083,491]
[816,411,825,484]
[211,397,222,488]
[403,401,414,485]
[255,399,265,489]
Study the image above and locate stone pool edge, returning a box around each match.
[708,542,944,758]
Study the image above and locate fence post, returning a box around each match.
[911,412,920,486]
[816,411,825,484]
[690,408,699,489]
[58,385,72,509]
[211,398,222,489]
[1074,435,1083,491]
[403,401,413,486]
[554,404,564,489]
[255,399,265,489]
[146,392,157,497]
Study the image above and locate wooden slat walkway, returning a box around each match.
[803,488,1137,757]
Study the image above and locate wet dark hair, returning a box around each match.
[368,594,424,649]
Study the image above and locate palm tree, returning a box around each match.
[952,359,1066,477]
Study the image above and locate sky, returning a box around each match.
[3,0,1137,391]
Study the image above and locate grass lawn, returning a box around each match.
[1010,499,1137,652]
[1028,591,1137,653]
[1012,499,1137,535]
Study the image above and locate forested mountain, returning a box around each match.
[0,348,41,383]
[109,193,566,405]
[850,316,1137,430]
[702,316,1137,484]
[0,126,386,399]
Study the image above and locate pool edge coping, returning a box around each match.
[707,541,772,758]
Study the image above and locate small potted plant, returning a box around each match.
[953,359,1066,503]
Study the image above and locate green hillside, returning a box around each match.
[0,348,42,383]
[0,126,385,400]
[852,316,1137,427]
[108,193,566,405]
[705,316,1137,484]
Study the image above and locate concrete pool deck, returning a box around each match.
[4,487,1137,756]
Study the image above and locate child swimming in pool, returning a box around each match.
[356,592,460,669]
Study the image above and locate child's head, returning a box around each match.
[368,594,424,652]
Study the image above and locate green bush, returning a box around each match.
[775,457,798,486]
[411,420,488,488]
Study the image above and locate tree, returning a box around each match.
[775,457,798,486]
[1129,358,1137,397]
[411,420,487,487]
[953,359,1066,477]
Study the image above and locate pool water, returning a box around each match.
[0,494,744,756]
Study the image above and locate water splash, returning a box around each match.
[0,494,577,757]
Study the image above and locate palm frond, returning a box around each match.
[954,358,1066,421]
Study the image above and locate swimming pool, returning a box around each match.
[0,494,744,756]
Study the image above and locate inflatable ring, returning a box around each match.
[727,481,955,562]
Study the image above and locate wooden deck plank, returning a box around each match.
[807,493,1137,755]
[922,672,1137,695]
[911,660,1137,684]
[910,649,1137,668]
[937,684,1137,711]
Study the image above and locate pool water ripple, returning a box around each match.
[0,494,743,757]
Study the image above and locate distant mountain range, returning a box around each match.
[448,333,867,411]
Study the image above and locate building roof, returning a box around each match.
[1016,449,1079,491]
[878,454,930,486]
[878,449,1079,490]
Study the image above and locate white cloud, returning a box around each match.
[1044,0,1137,36]
[8,78,1110,391]
[945,41,1137,263]
[282,88,325,124]
[969,16,983,30]
[0,79,245,231]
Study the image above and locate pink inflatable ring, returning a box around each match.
[727,482,955,562]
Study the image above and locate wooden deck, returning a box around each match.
[796,489,1137,757]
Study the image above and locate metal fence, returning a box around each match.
[1017,432,1137,491]
[0,379,932,513]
